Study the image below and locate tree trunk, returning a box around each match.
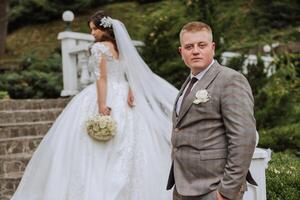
[0,0,9,57]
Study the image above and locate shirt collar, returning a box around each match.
[190,59,215,80]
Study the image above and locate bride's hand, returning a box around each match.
[217,191,229,200]
[99,105,111,115]
[127,90,135,107]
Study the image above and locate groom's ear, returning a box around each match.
[212,42,215,50]
[178,47,182,56]
[212,42,216,56]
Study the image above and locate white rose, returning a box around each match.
[195,90,208,99]
[193,90,210,104]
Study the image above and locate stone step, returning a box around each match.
[0,136,43,156]
[0,98,71,111]
[0,108,63,124]
[0,172,22,200]
[0,153,31,177]
[0,121,53,139]
[0,98,72,200]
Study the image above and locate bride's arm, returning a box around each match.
[96,56,110,115]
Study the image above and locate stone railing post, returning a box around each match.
[244,148,271,200]
[57,31,94,96]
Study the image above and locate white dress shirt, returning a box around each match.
[176,60,215,115]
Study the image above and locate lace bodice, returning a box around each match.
[89,42,127,83]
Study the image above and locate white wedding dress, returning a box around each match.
[11,41,177,200]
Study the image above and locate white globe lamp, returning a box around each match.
[62,10,74,31]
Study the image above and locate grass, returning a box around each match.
[5,20,65,60]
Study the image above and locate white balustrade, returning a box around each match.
[221,52,275,76]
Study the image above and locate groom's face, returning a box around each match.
[179,30,215,75]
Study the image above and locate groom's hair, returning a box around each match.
[179,21,213,43]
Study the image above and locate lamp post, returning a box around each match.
[62,10,74,31]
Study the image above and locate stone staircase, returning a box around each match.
[0,98,71,200]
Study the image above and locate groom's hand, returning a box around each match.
[217,191,229,200]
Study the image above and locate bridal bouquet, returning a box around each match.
[85,115,117,141]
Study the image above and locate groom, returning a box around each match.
[166,21,257,200]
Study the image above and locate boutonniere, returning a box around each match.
[193,90,210,104]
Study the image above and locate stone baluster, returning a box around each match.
[78,51,91,89]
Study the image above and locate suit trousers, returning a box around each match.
[173,187,244,200]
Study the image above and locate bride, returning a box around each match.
[11,11,178,200]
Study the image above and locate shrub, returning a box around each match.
[249,0,300,31]
[141,1,190,88]
[3,70,62,99]
[254,54,300,129]
[266,152,300,200]
[259,123,300,154]
[0,52,63,99]
[0,91,9,99]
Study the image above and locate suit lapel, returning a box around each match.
[172,76,190,122]
[175,61,221,127]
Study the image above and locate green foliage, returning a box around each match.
[255,54,300,129]
[249,0,300,31]
[0,52,62,99]
[259,123,300,154]
[142,0,224,88]
[8,0,111,31]
[266,152,300,200]
[255,54,300,154]
[1,71,62,99]
[142,1,191,88]
[25,52,62,73]
[138,0,162,3]
[0,91,9,99]
[289,53,300,78]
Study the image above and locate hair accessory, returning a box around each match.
[100,16,113,28]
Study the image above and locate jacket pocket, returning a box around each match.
[199,149,227,160]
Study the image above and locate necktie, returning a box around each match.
[181,77,198,104]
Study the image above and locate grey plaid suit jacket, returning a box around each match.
[167,61,257,200]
